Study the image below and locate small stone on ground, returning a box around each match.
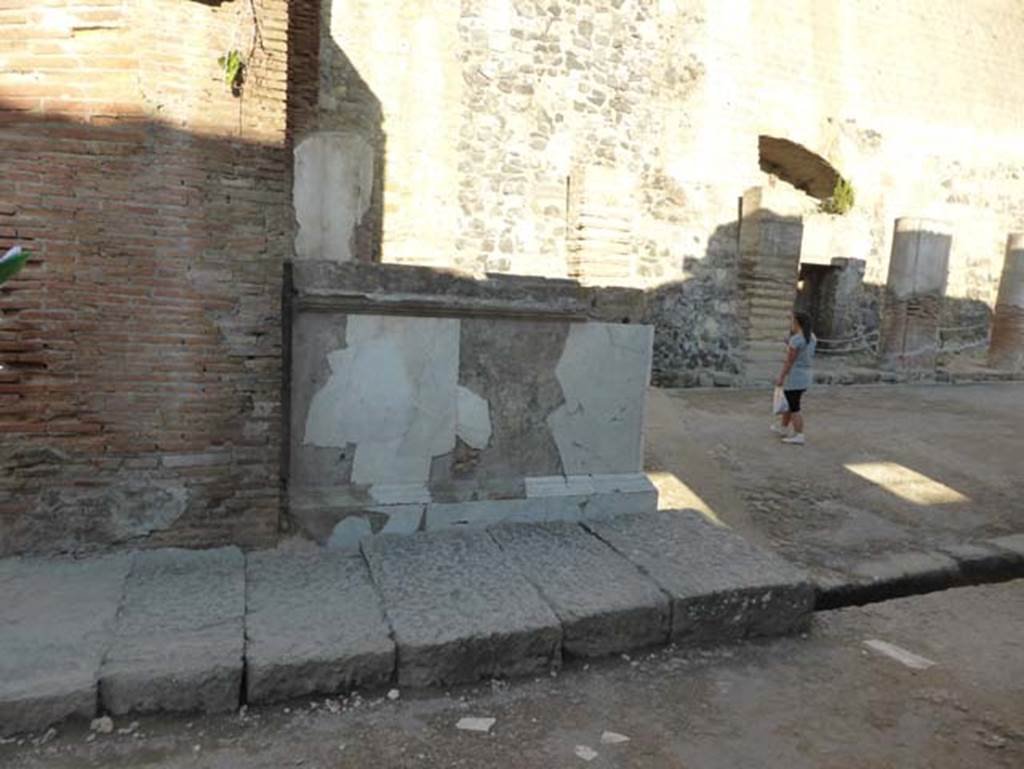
[456,717,496,733]
[89,716,114,734]
[574,744,599,761]
[863,639,936,670]
[601,730,630,744]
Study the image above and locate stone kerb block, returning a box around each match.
[879,218,952,370]
[586,510,815,644]
[244,550,395,704]
[361,528,562,686]
[989,233,1024,370]
[489,521,669,657]
[0,554,131,736]
[100,548,245,715]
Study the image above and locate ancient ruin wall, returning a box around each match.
[311,0,1024,378]
[0,0,292,555]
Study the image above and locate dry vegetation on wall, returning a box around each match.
[820,177,856,216]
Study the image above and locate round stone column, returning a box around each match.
[989,233,1024,370]
[878,218,952,370]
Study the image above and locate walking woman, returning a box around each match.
[774,311,816,445]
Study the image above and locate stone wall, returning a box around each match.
[0,0,292,556]
[287,262,655,547]
[306,0,1024,376]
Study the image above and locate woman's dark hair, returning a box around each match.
[793,311,813,343]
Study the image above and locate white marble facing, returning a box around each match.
[293,132,375,263]
[304,315,460,485]
[547,323,653,475]
[455,385,492,450]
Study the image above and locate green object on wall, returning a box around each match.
[0,246,29,286]
[820,176,856,215]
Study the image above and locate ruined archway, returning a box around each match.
[758,136,839,200]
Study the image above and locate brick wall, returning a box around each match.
[0,0,293,556]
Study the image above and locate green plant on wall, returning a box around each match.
[820,176,855,215]
[218,49,245,96]
[0,246,29,286]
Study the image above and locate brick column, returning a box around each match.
[878,218,951,370]
[737,187,804,384]
[988,233,1024,371]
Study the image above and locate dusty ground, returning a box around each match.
[3,581,1021,768]
[645,382,1024,576]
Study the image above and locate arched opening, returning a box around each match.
[758,136,839,200]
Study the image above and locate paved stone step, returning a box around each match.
[361,528,563,687]
[740,284,797,297]
[0,554,131,737]
[745,342,782,354]
[744,346,785,359]
[1,511,827,737]
[490,521,670,657]
[585,511,815,643]
[738,271,799,285]
[99,547,246,716]
[815,541,1024,609]
[244,550,395,705]
[739,288,796,302]
[747,301,796,315]
[745,343,787,356]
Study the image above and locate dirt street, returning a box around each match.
[3,580,1021,768]
[645,382,1024,577]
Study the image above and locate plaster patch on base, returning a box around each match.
[304,315,460,485]
[369,483,431,505]
[379,505,426,535]
[327,516,372,550]
[547,323,653,475]
[455,385,492,450]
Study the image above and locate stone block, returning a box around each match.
[361,529,562,687]
[989,234,1024,370]
[245,551,395,705]
[585,511,814,643]
[851,550,961,587]
[293,132,375,263]
[424,475,656,530]
[547,323,653,475]
[879,218,952,369]
[939,542,1024,581]
[989,533,1024,560]
[489,521,669,657]
[0,554,131,736]
[100,548,245,715]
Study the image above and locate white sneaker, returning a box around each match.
[781,433,805,445]
[770,423,786,435]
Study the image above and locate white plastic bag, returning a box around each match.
[772,386,790,415]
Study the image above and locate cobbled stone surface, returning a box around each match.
[0,554,131,736]
[489,521,669,657]
[585,510,815,643]
[361,528,562,687]
[245,550,395,704]
[100,548,245,716]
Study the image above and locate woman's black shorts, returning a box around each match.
[784,389,805,413]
